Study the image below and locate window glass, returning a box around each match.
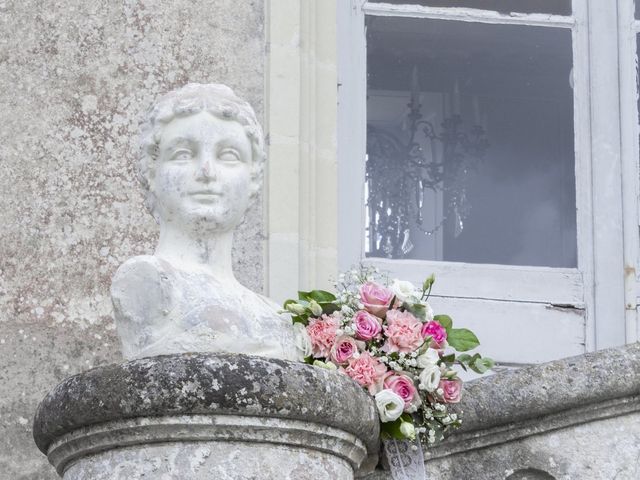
[378,0,571,16]
[636,1,640,19]
[365,16,577,267]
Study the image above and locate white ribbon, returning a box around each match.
[383,437,426,480]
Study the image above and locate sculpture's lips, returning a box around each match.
[188,190,222,202]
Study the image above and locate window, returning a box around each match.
[365,16,576,267]
[338,0,636,365]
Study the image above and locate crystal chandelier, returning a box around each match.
[366,67,489,259]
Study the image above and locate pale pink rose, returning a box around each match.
[343,352,388,394]
[421,320,448,349]
[384,373,418,411]
[354,310,382,341]
[306,314,340,358]
[359,282,394,316]
[330,336,359,365]
[438,379,463,403]
[382,310,424,353]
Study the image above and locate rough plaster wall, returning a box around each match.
[0,1,264,477]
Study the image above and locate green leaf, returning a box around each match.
[299,290,337,303]
[472,357,495,374]
[291,314,309,325]
[447,328,480,352]
[422,274,435,291]
[283,299,297,309]
[380,418,406,440]
[322,303,340,315]
[456,353,472,363]
[440,353,455,364]
[433,314,453,332]
[406,303,427,321]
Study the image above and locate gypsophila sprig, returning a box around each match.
[283,265,494,446]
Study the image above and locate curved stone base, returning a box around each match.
[64,440,352,480]
[33,353,379,480]
[50,415,365,479]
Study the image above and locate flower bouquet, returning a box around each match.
[284,266,493,447]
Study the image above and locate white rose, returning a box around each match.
[313,360,337,370]
[418,364,441,393]
[399,421,416,440]
[390,279,417,302]
[309,300,323,316]
[416,348,440,369]
[374,389,405,423]
[286,303,306,315]
[293,322,312,358]
[424,302,434,321]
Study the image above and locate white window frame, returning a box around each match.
[618,0,640,344]
[336,0,636,363]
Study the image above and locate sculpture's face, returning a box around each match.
[153,111,253,232]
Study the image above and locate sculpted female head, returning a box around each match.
[138,83,265,232]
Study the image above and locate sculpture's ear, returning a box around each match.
[249,179,261,201]
[111,256,172,359]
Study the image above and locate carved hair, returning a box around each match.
[138,83,265,220]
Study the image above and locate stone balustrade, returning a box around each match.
[33,353,379,479]
[367,342,640,479]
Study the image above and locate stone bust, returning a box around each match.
[111,83,299,361]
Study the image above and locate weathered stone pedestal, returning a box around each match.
[33,353,379,479]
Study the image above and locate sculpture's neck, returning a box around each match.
[155,223,237,283]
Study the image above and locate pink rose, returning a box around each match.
[306,314,340,358]
[354,310,382,341]
[382,310,424,353]
[438,379,463,403]
[384,373,418,411]
[343,352,388,394]
[330,336,359,365]
[421,320,448,349]
[359,282,394,317]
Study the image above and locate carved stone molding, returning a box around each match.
[34,353,379,479]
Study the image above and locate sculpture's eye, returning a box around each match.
[219,148,241,164]
[170,149,194,162]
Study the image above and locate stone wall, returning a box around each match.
[0,1,264,477]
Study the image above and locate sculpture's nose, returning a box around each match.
[195,152,216,182]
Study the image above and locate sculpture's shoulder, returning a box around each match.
[111,255,176,359]
[112,255,166,285]
[111,255,173,324]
